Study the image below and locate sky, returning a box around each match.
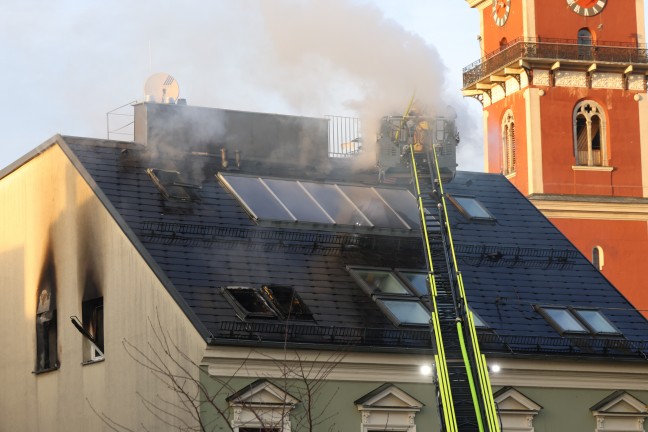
[0,0,485,171]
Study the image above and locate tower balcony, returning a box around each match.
[463,37,648,91]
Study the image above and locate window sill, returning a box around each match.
[504,172,516,179]
[32,364,60,375]
[571,165,614,172]
[81,357,105,366]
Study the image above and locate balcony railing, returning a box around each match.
[463,37,648,88]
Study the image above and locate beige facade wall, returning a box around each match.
[0,140,205,431]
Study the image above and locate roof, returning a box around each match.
[23,132,648,359]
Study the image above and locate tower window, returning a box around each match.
[592,246,604,270]
[501,110,516,175]
[577,28,593,60]
[573,101,607,167]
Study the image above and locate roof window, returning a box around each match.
[218,173,420,231]
[448,195,495,221]
[348,267,431,326]
[262,285,313,321]
[536,306,621,335]
[222,286,277,319]
[147,168,201,201]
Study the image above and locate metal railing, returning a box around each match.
[326,115,362,158]
[463,37,648,88]
[106,100,137,141]
[213,320,648,358]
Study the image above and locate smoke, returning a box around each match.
[258,0,449,168]
[0,0,484,171]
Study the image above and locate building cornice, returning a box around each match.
[202,347,648,390]
[529,195,648,220]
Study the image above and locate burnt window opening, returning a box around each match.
[36,283,58,373]
[82,297,104,361]
[147,168,201,202]
[262,285,313,320]
[222,286,277,320]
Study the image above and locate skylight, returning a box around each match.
[262,285,313,320]
[348,267,431,327]
[572,309,620,334]
[222,286,276,319]
[377,299,431,325]
[536,306,621,335]
[218,173,420,230]
[147,168,201,201]
[449,195,494,221]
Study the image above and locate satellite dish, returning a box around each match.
[144,73,180,104]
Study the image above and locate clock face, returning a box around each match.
[566,0,607,16]
[492,0,511,27]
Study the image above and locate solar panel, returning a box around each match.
[262,178,333,224]
[220,175,293,221]
[300,182,371,226]
[219,173,420,231]
[338,185,409,229]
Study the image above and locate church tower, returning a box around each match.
[463,0,648,315]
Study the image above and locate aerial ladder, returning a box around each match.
[378,108,501,432]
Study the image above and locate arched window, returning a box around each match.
[592,246,604,270]
[573,100,607,166]
[499,37,508,50]
[502,110,516,175]
[578,28,593,60]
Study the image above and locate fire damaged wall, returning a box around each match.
[0,141,206,431]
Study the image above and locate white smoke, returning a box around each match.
[0,0,484,171]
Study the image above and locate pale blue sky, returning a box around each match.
[0,1,483,171]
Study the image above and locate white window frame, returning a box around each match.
[591,390,648,431]
[228,380,299,432]
[493,387,542,432]
[355,384,423,432]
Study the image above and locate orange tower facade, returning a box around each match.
[463,0,648,315]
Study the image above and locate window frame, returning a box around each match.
[82,297,104,363]
[35,281,58,374]
[221,286,278,320]
[348,266,431,327]
[501,109,516,176]
[535,305,621,336]
[571,308,621,335]
[572,100,607,167]
[147,168,202,201]
[261,285,314,321]
[447,194,496,222]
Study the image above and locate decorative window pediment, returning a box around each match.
[227,379,299,432]
[354,383,423,432]
[493,387,542,432]
[591,390,648,431]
